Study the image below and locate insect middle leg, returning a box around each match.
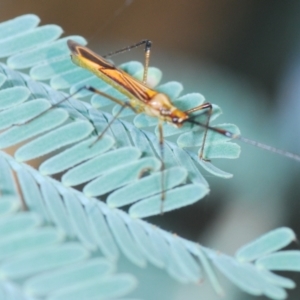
[86,86,167,213]
[157,121,166,214]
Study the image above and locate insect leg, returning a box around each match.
[187,117,300,162]
[15,85,136,126]
[12,86,87,126]
[102,40,152,84]
[89,101,132,147]
[142,40,152,84]
[13,85,137,148]
[185,103,213,160]
[158,121,166,214]
[103,39,152,59]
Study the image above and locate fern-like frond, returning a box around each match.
[1,151,299,299]
[0,14,299,300]
[0,30,238,216]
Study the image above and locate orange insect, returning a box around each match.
[29,39,300,212]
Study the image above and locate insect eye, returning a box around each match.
[172,117,179,123]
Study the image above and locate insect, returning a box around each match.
[29,39,300,212]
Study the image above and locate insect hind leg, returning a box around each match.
[12,86,89,126]
[13,85,135,144]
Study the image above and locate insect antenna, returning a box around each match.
[185,118,300,162]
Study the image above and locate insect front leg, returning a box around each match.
[185,102,213,161]
[102,39,152,84]
[141,40,152,84]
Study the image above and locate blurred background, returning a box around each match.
[0,1,300,299]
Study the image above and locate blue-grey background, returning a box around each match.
[0,1,299,299]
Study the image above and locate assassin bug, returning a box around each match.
[28,39,300,212]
